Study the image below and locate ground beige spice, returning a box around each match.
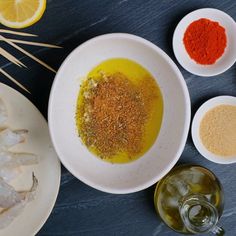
[78,72,155,159]
[200,105,236,156]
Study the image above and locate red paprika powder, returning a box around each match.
[183,18,227,65]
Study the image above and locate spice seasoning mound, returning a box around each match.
[78,73,150,159]
[200,105,236,156]
[76,58,163,164]
[183,18,227,65]
[87,73,146,156]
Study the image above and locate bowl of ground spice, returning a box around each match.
[192,96,236,164]
[173,8,236,76]
[48,33,191,193]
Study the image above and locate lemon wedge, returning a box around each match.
[0,0,46,29]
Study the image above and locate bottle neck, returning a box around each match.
[179,194,222,234]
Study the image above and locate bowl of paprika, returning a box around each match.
[173,8,236,76]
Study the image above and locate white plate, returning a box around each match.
[173,8,236,76]
[49,33,191,194]
[192,96,236,164]
[0,83,61,236]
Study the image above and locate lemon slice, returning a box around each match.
[0,0,46,29]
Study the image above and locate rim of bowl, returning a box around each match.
[192,95,236,164]
[48,33,191,194]
[173,8,236,77]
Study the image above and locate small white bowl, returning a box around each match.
[173,8,236,76]
[192,96,236,164]
[48,33,191,194]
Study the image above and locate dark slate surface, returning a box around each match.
[1,0,236,235]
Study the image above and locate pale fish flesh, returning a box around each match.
[0,152,38,182]
[0,177,22,208]
[0,174,38,229]
[0,129,28,150]
[0,152,38,168]
[0,167,21,182]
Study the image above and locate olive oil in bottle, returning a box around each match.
[154,165,224,235]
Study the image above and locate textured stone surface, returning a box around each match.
[1,0,236,235]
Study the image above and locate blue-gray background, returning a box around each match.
[0,0,236,235]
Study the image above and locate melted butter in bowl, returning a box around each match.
[76,58,163,164]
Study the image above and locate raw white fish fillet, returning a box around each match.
[0,200,26,229]
[0,129,28,150]
[0,167,21,182]
[0,99,7,125]
[0,174,38,229]
[0,152,38,182]
[0,178,22,208]
[0,152,38,168]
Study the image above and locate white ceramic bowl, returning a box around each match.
[192,96,236,164]
[173,8,236,76]
[48,33,191,194]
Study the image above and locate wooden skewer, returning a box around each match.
[0,35,56,73]
[0,68,30,93]
[0,47,26,68]
[0,29,37,37]
[2,38,62,48]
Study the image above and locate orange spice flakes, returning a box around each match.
[77,72,155,159]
